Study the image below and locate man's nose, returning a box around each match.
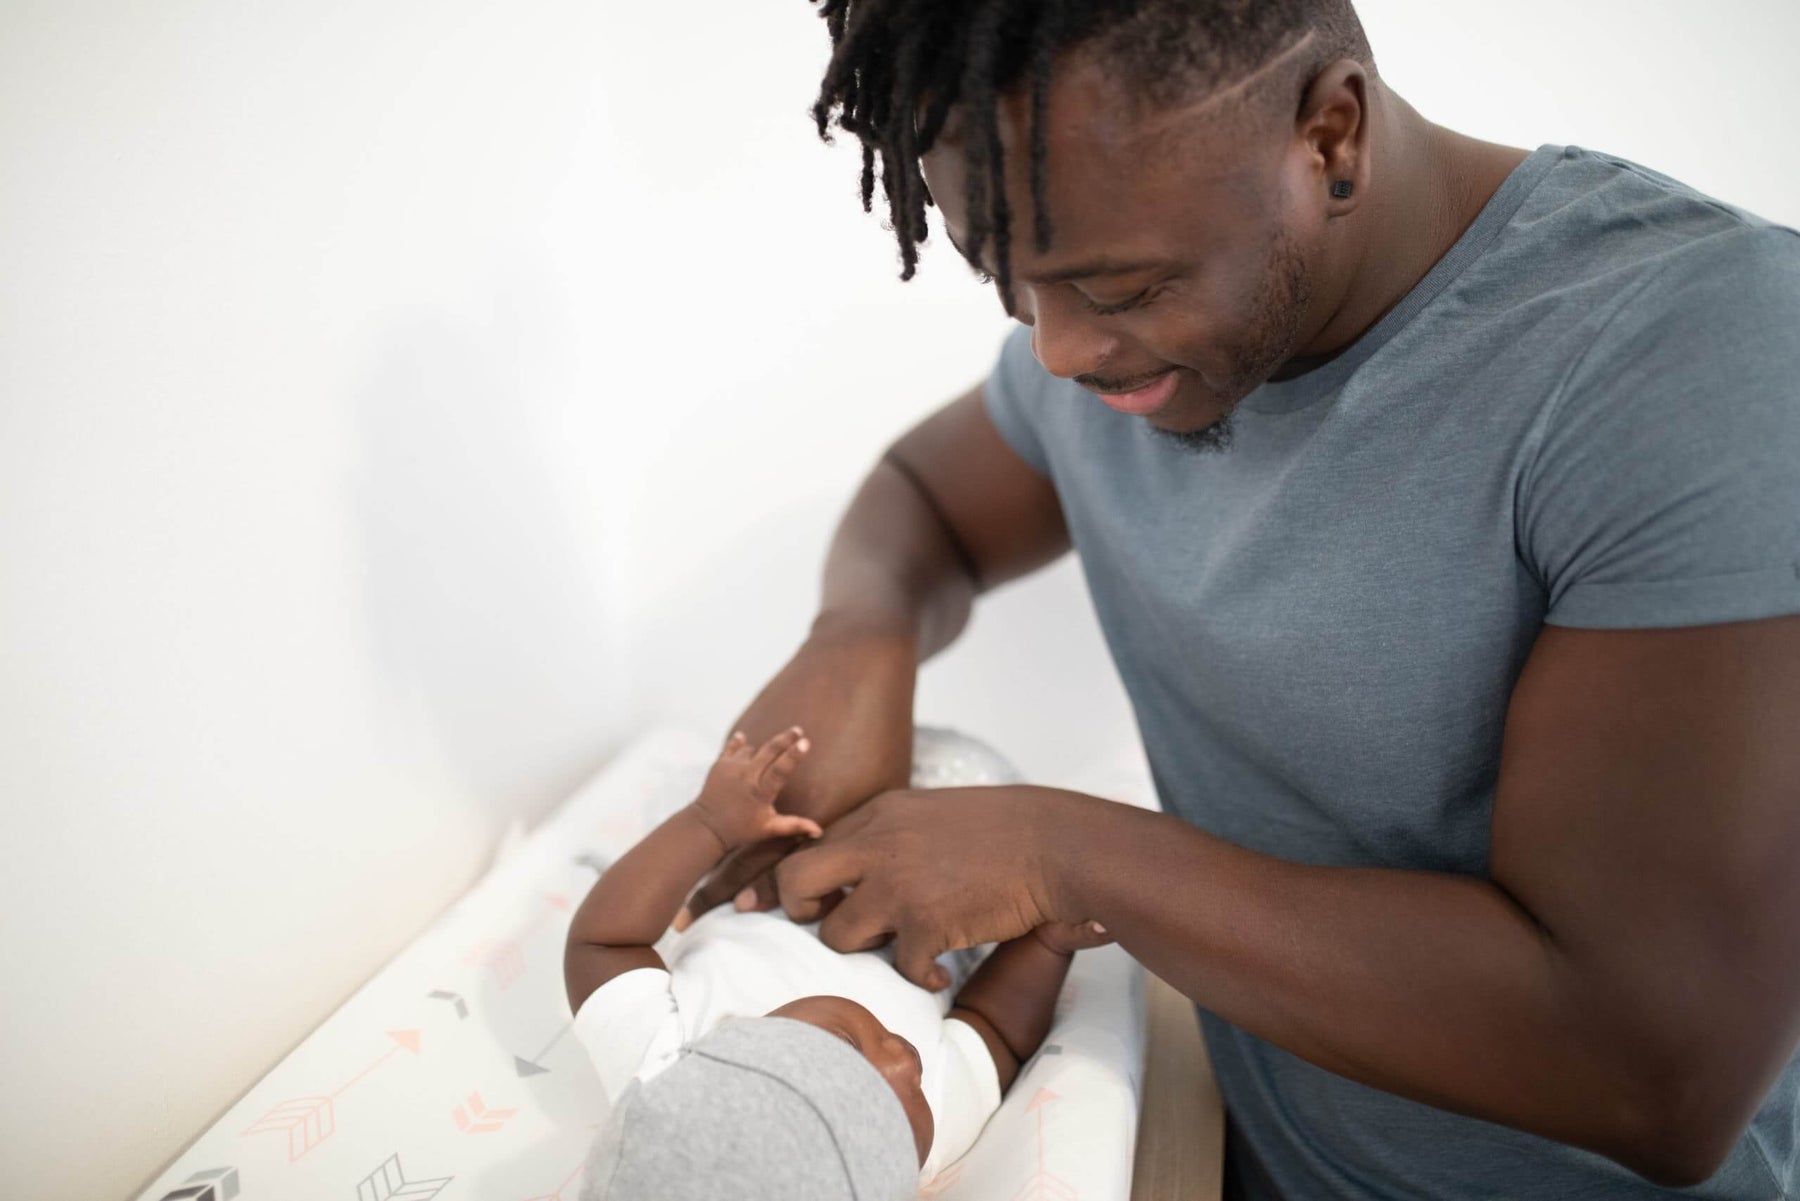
[1021,290,1117,381]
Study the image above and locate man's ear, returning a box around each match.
[1297,59,1371,217]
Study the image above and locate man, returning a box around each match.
[679,2,1800,1196]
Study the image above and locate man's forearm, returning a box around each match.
[1047,796,1682,1182]
[814,456,979,661]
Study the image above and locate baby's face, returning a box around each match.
[767,994,933,1165]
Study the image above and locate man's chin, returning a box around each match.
[1149,416,1235,454]
[1146,394,1238,454]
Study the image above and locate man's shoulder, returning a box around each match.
[1524,145,1790,239]
[1572,219,1800,389]
[1504,146,1800,319]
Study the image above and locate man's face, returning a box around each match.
[922,52,1334,447]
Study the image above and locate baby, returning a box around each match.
[566,727,1107,1200]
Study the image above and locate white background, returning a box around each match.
[2,2,1795,1196]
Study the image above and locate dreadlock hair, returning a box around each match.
[810,0,1373,308]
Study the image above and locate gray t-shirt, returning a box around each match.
[984,145,1800,1199]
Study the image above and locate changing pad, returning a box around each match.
[135,728,1149,1201]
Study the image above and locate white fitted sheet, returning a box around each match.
[136,728,1148,1201]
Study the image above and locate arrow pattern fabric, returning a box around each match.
[133,728,1151,1201]
[450,1089,518,1134]
[355,1153,452,1201]
[156,1166,240,1201]
[425,990,467,1020]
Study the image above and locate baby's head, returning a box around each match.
[581,1006,927,1201]
[766,993,932,1164]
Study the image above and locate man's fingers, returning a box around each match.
[683,838,793,923]
[814,795,883,845]
[811,887,847,923]
[733,870,780,912]
[893,931,952,992]
[816,886,895,953]
[723,730,749,753]
[778,842,867,923]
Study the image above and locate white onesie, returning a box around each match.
[573,906,1002,1180]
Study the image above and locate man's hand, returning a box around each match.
[775,785,1111,988]
[690,728,822,850]
[676,619,917,926]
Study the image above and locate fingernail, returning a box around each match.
[796,738,811,752]
[673,908,691,932]
[735,888,755,910]
[1092,922,1107,935]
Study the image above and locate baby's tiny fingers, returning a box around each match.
[1073,920,1115,949]
[761,736,811,792]
[752,726,805,771]
[769,813,824,841]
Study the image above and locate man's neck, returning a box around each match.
[1298,83,1529,368]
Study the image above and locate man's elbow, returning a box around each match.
[1611,1069,1757,1188]
[1617,1131,1735,1190]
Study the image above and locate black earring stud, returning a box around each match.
[1331,180,1355,199]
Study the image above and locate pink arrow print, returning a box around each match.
[917,1162,964,1197]
[452,1089,518,1134]
[461,940,526,991]
[242,1030,422,1160]
[462,894,571,992]
[1009,1088,1078,1201]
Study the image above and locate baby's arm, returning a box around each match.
[563,728,817,1013]
[947,922,1110,1091]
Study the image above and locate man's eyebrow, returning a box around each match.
[944,230,1162,285]
[1027,257,1166,285]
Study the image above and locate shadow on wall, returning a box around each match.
[354,311,618,822]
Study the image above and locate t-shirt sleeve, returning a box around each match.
[919,1016,1006,1179]
[981,324,1054,477]
[571,967,686,1106]
[1522,226,1800,629]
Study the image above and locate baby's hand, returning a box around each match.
[690,728,823,851]
[1031,920,1114,956]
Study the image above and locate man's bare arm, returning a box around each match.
[680,387,1068,919]
[1060,617,1800,1185]
[806,384,1070,677]
[779,616,1800,1186]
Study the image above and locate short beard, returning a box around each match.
[1152,416,1235,453]
[1152,228,1311,456]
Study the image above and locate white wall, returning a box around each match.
[1,3,1794,1198]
